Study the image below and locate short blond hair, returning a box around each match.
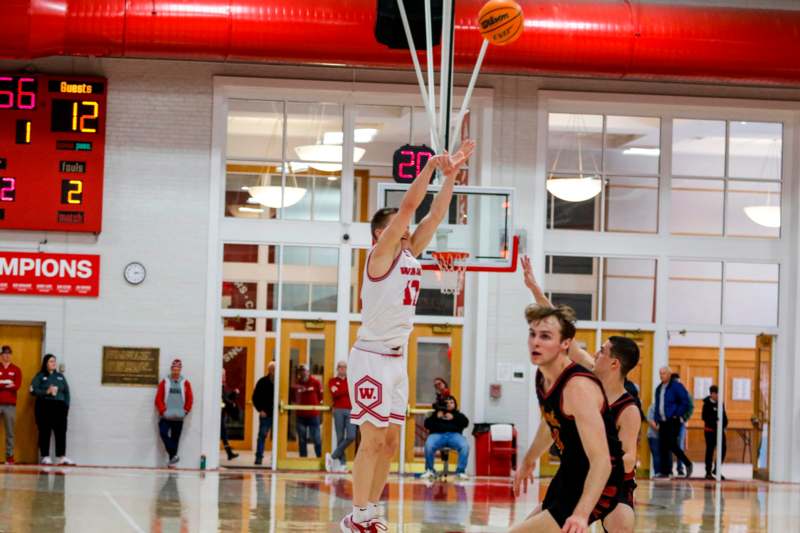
[524,304,577,341]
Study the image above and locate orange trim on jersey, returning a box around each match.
[538,362,577,400]
[365,248,403,282]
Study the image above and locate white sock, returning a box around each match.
[368,502,381,519]
[353,506,371,524]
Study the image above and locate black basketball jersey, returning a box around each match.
[609,391,640,427]
[535,362,624,474]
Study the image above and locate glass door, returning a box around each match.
[405,324,463,472]
[752,334,772,480]
[277,320,335,470]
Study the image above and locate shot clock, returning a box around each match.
[392,144,435,183]
[0,74,106,232]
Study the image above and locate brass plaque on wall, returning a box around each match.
[102,346,159,386]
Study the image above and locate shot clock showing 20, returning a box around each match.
[0,74,106,233]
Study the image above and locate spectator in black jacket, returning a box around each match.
[252,361,275,465]
[702,385,728,479]
[220,368,239,461]
[421,396,470,480]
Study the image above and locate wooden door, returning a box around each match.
[405,324,463,472]
[222,336,255,450]
[752,334,772,480]
[0,324,43,464]
[276,320,335,470]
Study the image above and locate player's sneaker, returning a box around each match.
[455,472,469,481]
[40,456,53,465]
[339,513,384,532]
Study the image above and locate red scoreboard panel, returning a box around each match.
[0,74,106,233]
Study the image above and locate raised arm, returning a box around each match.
[409,140,476,256]
[521,255,552,307]
[563,378,613,533]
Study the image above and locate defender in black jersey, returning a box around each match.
[511,305,625,533]
[593,336,642,532]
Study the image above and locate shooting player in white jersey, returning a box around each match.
[340,139,475,533]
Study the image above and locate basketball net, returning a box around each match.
[431,251,470,295]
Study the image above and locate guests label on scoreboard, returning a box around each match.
[0,251,100,297]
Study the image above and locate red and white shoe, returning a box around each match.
[339,514,387,532]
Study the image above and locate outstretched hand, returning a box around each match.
[521,255,538,291]
[442,139,476,178]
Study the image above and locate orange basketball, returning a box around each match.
[478,0,524,46]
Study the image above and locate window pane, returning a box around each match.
[311,285,338,312]
[726,180,780,238]
[671,178,723,235]
[287,102,343,165]
[226,100,283,161]
[281,174,313,220]
[351,249,367,313]
[729,121,782,180]
[547,113,603,174]
[282,284,310,311]
[603,258,656,323]
[668,261,721,325]
[546,189,598,230]
[605,116,660,176]
[545,255,599,321]
[225,165,281,219]
[415,341,452,405]
[672,119,725,177]
[222,244,279,314]
[355,105,411,165]
[281,246,339,312]
[605,177,658,233]
[724,263,778,327]
[312,175,341,221]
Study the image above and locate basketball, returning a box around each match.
[478,0,524,46]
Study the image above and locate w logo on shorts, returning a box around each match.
[354,375,382,412]
[359,387,376,400]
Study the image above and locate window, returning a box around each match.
[546,113,660,233]
[671,119,782,238]
[225,100,343,221]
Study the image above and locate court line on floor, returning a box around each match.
[103,490,146,533]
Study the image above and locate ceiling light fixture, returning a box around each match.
[546,176,603,202]
[247,186,307,208]
[623,147,660,156]
[744,205,780,228]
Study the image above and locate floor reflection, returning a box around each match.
[0,467,797,532]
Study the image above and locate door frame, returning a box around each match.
[405,324,463,472]
[276,319,335,470]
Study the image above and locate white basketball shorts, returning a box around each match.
[347,340,408,428]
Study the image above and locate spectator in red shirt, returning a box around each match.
[291,365,322,458]
[326,360,356,472]
[155,359,193,467]
[0,345,22,464]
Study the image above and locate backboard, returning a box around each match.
[376,183,520,272]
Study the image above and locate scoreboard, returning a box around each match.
[0,73,106,233]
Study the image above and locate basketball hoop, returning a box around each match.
[431,251,469,296]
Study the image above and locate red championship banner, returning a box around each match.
[0,251,100,297]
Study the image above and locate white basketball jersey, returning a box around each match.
[357,247,422,348]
